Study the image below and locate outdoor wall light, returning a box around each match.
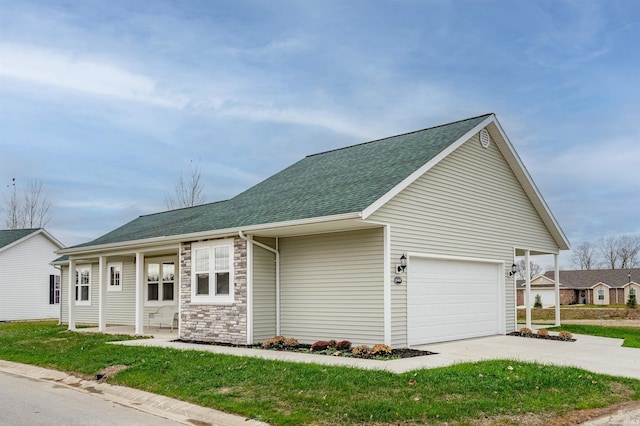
[396,254,407,274]
[508,263,518,277]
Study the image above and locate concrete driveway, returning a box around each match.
[410,334,640,379]
[115,332,640,379]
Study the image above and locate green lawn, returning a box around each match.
[552,324,640,348]
[1,322,639,425]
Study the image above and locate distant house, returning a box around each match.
[55,114,569,347]
[0,228,64,321]
[517,269,640,306]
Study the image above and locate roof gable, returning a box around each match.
[0,228,63,253]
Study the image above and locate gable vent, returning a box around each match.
[480,128,491,148]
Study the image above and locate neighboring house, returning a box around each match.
[55,113,569,347]
[0,228,64,321]
[517,269,640,306]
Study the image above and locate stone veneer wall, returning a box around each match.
[179,237,248,344]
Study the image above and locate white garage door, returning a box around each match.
[408,257,502,345]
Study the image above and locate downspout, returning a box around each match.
[239,231,281,335]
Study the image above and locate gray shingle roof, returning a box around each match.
[545,269,640,289]
[0,228,40,250]
[69,114,492,250]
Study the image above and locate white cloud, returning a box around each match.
[220,102,374,139]
[0,43,187,108]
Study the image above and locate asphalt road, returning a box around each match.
[0,371,181,426]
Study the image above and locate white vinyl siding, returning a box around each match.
[370,130,560,347]
[252,238,277,342]
[279,228,384,346]
[0,232,61,321]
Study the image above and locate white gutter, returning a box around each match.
[238,231,281,335]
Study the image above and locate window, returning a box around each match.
[597,289,605,300]
[631,288,637,296]
[191,240,233,303]
[49,275,60,304]
[107,262,122,292]
[146,260,175,304]
[75,266,91,305]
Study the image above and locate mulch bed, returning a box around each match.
[176,339,435,359]
[507,331,576,342]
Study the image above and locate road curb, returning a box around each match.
[0,360,269,426]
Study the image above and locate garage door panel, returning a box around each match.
[408,257,501,345]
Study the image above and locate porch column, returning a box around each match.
[98,256,107,332]
[68,258,76,330]
[525,250,531,329]
[554,254,560,327]
[135,252,145,335]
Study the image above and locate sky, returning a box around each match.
[1,0,639,268]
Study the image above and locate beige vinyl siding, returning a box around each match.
[60,264,98,324]
[624,284,639,305]
[370,131,560,347]
[106,259,136,325]
[60,258,165,326]
[279,228,384,345]
[252,238,277,342]
[593,283,610,305]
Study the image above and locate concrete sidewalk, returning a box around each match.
[113,331,640,379]
[0,359,268,426]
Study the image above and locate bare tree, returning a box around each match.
[22,179,51,228]
[516,259,542,280]
[617,235,640,269]
[3,178,23,229]
[164,161,206,210]
[3,178,52,229]
[599,235,620,269]
[571,242,598,270]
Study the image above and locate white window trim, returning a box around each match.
[54,275,61,304]
[107,262,123,292]
[191,239,235,305]
[75,265,91,306]
[144,257,177,307]
[598,289,605,300]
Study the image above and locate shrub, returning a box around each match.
[262,335,286,349]
[534,294,543,308]
[371,344,392,356]
[352,345,371,357]
[310,340,336,352]
[558,331,573,341]
[335,340,352,350]
[537,328,549,337]
[627,292,637,309]
[519,327,533,335]
[283,337,299,348]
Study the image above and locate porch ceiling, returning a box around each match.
[515,248,559,256]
